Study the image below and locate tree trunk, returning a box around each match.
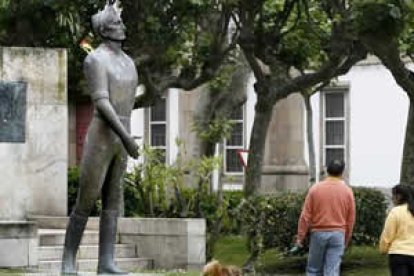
[400,97,414,184]
[303,93,316,185]
[360,36,414,186]
[244,101,274,196]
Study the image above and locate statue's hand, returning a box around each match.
[124,137,139,159]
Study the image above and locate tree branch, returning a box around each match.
[361,35,414,98]
[275,42,367,100]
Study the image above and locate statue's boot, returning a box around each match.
[61,212,88,275]
[97,210,128,275]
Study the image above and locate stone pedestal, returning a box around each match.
[0,221,38,267]
[260,93,309,193]
[0,47,67,268]
[119,218,206,270]
[0,47,67,219]
[30,216,206,270]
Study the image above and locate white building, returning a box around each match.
[100,57,411,191]
[311,58,410,187]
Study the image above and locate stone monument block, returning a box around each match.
[0,47,68,220]
[0,47,67,268]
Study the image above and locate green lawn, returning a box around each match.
[213,235,389,275]
[0,236,389,275]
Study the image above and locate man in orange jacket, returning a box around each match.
[294,159,355,276]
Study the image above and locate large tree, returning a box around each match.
[121,0,238,109]
[233,0,367,195]
[0,0,238,105]
[352,0,414,185]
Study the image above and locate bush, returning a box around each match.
[67,166,101,216]
[353,187,388,245]
[221,191,244,234]
[67,167,80,215]
[237,187,388,260]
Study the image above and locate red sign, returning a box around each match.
[237,150,249,168]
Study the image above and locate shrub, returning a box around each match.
[67,166,101,216]
[353,187,388,245]
[237,187,388,263]
[67,166,80,215]
[221,191,244,234]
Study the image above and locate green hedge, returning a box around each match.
[69,165,244,235]
[237,187,388,255]
[353,187,388,245]
[67,166,101,216]
[68,166,387,258]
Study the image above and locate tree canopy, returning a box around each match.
[0,0,237,104]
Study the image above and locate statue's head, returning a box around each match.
[92,0,125,41]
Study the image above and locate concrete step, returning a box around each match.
[39,244,137,260]
[30,216,100,230]
[38,229,110,246]
[38,257,153,271]
[38,229,124,246]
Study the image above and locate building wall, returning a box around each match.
[0,47,68,220]
[130,74,310,192]
[118,59,412,190]
[310,61,410,187]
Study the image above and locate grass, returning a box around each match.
[0,236,388,275]
[213,235,389,275]
[0,269,25,276]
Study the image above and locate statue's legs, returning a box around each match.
[61,212,88,275]
[98,152,128,275]
[62,126,113,275]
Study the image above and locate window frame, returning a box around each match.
[320,86,350,178]
[224,106,245,175]
[148,97,168,164]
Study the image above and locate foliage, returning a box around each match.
[212,236,388,275]
[67,166,80,215]
[192,117,234,144]
[352,0,406,37]
[122,145,245,259]
[245,0,332,71]
[0,0,237,106]
[236,187,388,263]
[122,0,238,105]
[124,146,171,217]
[0,0,106,96]
[67,166,101,216]
[352,187,388,245]
[235,0,370,195]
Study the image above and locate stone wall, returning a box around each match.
[0,47,68,220]
[31,216,206,270]
[0,221,38,267]
[119,218,206,270]
[261,93,309,193]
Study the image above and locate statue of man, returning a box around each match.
[62,1,139,274]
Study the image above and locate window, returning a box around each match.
[149,98,167,164]
[321,88,349,168]
[224,106,244,173]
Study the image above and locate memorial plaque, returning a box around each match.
[0,81,27,143]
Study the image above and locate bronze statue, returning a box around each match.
[62,1,139,274]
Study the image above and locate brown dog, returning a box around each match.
[202,260,242,276]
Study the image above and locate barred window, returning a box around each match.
[149,98,166,164]
[322,90,348,168]
[224,107,244,173]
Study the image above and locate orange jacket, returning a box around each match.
[296,177,356,246]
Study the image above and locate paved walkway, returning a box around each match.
[0,272,301,276]
[0,269,301,276]
[2,273,164,276]
[0,271,166,276]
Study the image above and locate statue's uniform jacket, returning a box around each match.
[75,44,138,213]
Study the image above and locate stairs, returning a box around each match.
[37,227,153,272]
